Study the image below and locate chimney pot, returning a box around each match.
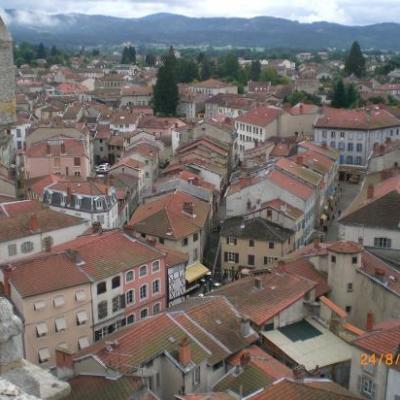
[29,214,39,232]
[178,337,192,366]
[366,311,374,331]
[296,155,304,165]
[367,184,374,199]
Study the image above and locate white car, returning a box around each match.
[96,163,110,173]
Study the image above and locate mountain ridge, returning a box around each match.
[3,9,400,50]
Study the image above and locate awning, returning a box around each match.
[53,295,65,308]
[185,262,210,284]
[38,348,50,363]
[36,322,48,337]
[77,311,88,325]
[55,318,66,332]
[78,337,90,350]
[320,214,328,222]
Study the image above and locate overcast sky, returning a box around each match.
[0,0,399,26]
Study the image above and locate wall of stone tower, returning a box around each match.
[0,20,16,128]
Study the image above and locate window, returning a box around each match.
[331,255,336,263]
[347,142,354,151]
[374,237,392,249]
[153,303,161,314]
[249,240,255,247]
[330,141,336,148]
[227,236,237,245]
[112,296,121,312]
[322,131,327,138]
[152,260,160,273]
[330,131,336,138]
[38,348,50,364]
[97,282,107,295]
[34,300,46,311]
[140,284,148,300]
[347,283,353,293]
[36,322,48,338]
[182,238,189,246]
[78,337,90,350]
[152,280,160,294]
[21,241,34,253]
[112,276,121,289]
[139,265,147,277]
[248,255,255,266]
[54,318,67,332]
[340,131,345,138]
[266,209,272,218]
[75,290,86,302]
[127,314,135,324]
[360,375,376,397]
[192,365,201,386]
[98,301,108,319]
[193,232,199,242]
[53,295,65,308]
[193,248,198,261]
[345,305,352,313]
[264,256,275,264]
[140,308,148,319]
[338,142,345,150]
[8,244,17,256]
[74,172,81,177]
[159,238,164,244]
[356,143,362,152]
[74,157,81,166]
[94,327,108,342]
[76,311,88,325]
[268,241,275,249]
[126,271,134,282]
[126,289,135,304]
[352,256,358,264]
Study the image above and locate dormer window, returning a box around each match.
[95,198,103,210]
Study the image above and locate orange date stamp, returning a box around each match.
[360,353,400,367]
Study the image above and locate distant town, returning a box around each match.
[1,11,400,400]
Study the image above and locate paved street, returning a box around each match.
[325,181,362,241]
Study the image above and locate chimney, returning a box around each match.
[92,221,102,233]
[374,267,385,282]
[55,348,74,380]
[292,365,306,381]
[254,277,262,289]
[240,352,251,367]
[29,214,39,232]
[367,184,374,199]
[61,141,66,154]
[178,337,192,366]
[43,236,53,252]
[240,317,250,337]
[358,237,363,245]
[183,201,194,215]
[2,266,12,298]
[296,155,304,165]
[366,311,374,331]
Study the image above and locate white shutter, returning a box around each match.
[36,322,48,337]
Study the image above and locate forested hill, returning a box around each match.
[5,10,400,50]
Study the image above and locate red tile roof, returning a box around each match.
[261,199,303,220]
[191,79,235,89]
[110,157,145,171]
[154,243,188,267]
[48,179,109,196]
[288,103,319,116]
[6,252,90,297]
[267,170,314,201]
[211,272,316,327]
[315,106,400,130]
[0,199,42,217]
[236,106,281,127]
[353,320,400,356]
[129,191,210,240]
[27,174,62,195]
[52,230,163,281]
[327,241,362,254]
[26,137,86,158]
[319,296,347,318]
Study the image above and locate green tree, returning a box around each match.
[153,46,179,116]
[346,83,359,108]
[121,47,130,64]
[250,60,261,81]
[36,42,47,59]
[331,80,347,108]
[260,67,288,85]
[50,45,58,57]
[219,52,239,81]
[128,46,136,64]
[176,58,199,83]
[285,90,321,106]
[145,53,157,66]
[200,57,212,80]
[345,41,366,77]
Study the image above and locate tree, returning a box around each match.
[36,42,47,59]
[260,67,288,85]
[250,60,261,81]
[346,83,359,108]
[219,52,239,81]
[50,45,58,57]
[176,58,199,83]
[285,90,321,106]
[153,46,179,116]
[200,56,212,80]
[121,47,130,64]
[331,80,347,108]
[121,46,136,64]
[145,53,156,66]
[345,41,366,77]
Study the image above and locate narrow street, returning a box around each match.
[325,181,362,241]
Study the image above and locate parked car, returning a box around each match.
[96,163,110,173]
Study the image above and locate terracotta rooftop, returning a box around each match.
[5,252,90,297]
[319,296,348,318]
[129,191,210,240]
[327,241,362,254]
[236,106,281,127]
[26,137,86,158]
[210,272,316,327]
[191,79,236,89]
[261,199,304,220]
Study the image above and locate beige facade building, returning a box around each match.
[1,252,92,368]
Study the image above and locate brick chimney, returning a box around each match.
[366,311,374,331]
[2,266,13,297]
[367,184,374,199]
[55,348,74,380]
[296,155,304,165]
[29,214,39,232]
[240,352,251,367]
[183,201,194,216]
[178,337,191,366]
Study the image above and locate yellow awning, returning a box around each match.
[185,262,210,284]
